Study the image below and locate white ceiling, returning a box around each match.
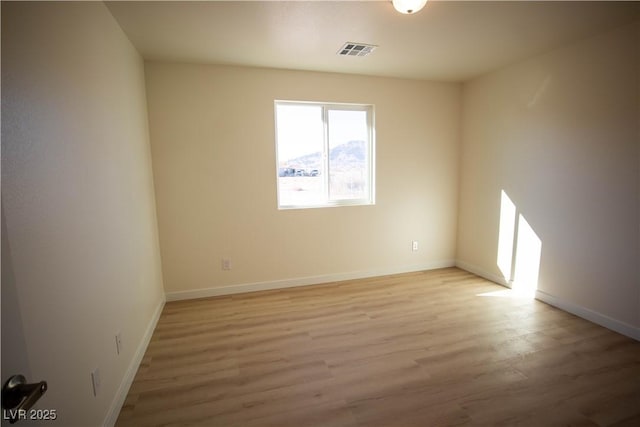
[106,1,640,82]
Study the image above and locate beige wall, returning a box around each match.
[145,63,461,297]
[1,2,164,426]
[457,22,640,333]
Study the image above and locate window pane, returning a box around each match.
[327,109,369,201]
[276,104,325,206]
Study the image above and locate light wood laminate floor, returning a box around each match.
[116,268,640,426]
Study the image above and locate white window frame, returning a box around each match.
[274,100,376,210]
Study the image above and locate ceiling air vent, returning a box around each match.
[337,42,377,57]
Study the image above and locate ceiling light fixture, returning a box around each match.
[392,0,428,14]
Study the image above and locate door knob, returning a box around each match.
[2,375,47,424]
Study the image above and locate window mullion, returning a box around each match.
[323,106,330,202]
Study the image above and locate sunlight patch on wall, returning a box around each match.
[497,190,516,280]
[487,190,542,299]
[512,214,542,297]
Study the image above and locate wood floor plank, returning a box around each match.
[116,268,640,426]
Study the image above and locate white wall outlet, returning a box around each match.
[222,258,231,270]
[412,240,419,251]
[115,332,123,355]
[91,368,101,397]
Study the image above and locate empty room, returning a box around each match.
[1,1,639,426]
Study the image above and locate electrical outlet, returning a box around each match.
[222,258,231,270]
[115,332,123,355]
[412,240,419,251]
[91,368,101,397]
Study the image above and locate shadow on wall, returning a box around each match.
[479,190,542,299]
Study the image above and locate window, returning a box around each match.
[275,101,375,209]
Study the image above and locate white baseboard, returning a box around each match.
[166,260,456,302]
[534,289,640,341]
[103,296,166,427]
[455,260,640,342]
